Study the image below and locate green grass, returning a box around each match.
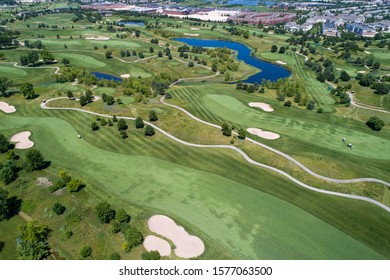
[0,101,389,259]
[0,216,25,260]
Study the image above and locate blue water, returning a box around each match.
[118,21,145,26]
[174,38,290,83]
[92,72,123,82]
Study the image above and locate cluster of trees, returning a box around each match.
[48,170,85,193]
[102,93,115,105]
[366,116,385,131]
[0,77,12,97]
[355,73,390,94]
[57,67,98,85]
[330,86,351,105]
[224,26,250,39]
[79,90,94,106]
[19,51,39,66]
[16,221,51,260]
[236,81,262,93]
[0,28,19,49]
[94,201,143,253]
[271,45,287,54]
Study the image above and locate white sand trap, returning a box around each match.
[357,70,367,74]
[85,36,110,41]
[364,50,371,54]
[143,235,171,256]
[190,27,200,30]
[0,101,16,113]
[148,215,204,259]
[336,68,342,71]
[184,33,200,37]
[247,128,280,140]
[249,102,274,112]
[10,131,34,149]
[120,74,131,78]
[276,60,287,65]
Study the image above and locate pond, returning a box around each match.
[91,72,123,82]
[118,21,145,26]
[174,38,290,83]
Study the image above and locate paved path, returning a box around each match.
[0,61,61,74]
[41,97,390,213]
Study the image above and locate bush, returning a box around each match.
[142,250,161,260]
[165,92,172,99]
[144,125,155,136]
[0,134,11,153]
[366,116,385,131]
[110,252,121,260]
[221,123,231,136]
[237,129,246,140]
[95,202,116,224]
[116,209,131,224]
[124,226,143,248]
[26,149,45,171]
[80,246,92,258]
[149,110,158,121]
[65,230,73,239]
[66,179,84,192]
[117,119,128,131]
[52,203,66,215]
[284,100,292,107]
[135,117,144,129]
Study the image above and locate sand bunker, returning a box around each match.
[0,101,16,113]
[364,50,371,54]
[276,60,287,65]
[190,27,200,30]
[10,131,34,149]
[120,74,131,78]
[247,128,280,140]
[357,70,367,74]
[184,33,199,37]
[85,36,110,41]
[148,215,204,259]
[143,235,171,256]
[249,102,274,112]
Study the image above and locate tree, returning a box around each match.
[307,100,316,110]
[0,189,9,221]
[0,77,12,97]
[19,82,35,99]
[372,83,390,95]
[149,47,154,53]
[79,95,87,106]
[27,51,39,65]
[26,149,45,171]
[278,46,286,53]
[144,125,155,136]
[271,45,278,53]
[120,130,128,139]
[340,71,350,82]
[80,246,92,258]
[16,221,51,260]
[95,202,116,224]
[123,226,143,248]
[0,160,18,184]
[91,121,99,131]
[0,134,11,153]
[40,49,55,63]
[188,61,194,67]
[52,203,66,215]
[142,250,160,260]
[149,110,158,121]
[135,117,144,128]
[66,90,74,99]
[105,51,112,59]
[117,119,128,131]
[221,123,231,136]
[66,179,84,192]
[165,92,172,99]
[238,129,246,140]
[116,209,130,224]
[110,252,121,260]
[85,90,93,103]
[113,115,118,122]
[284,100,292,107]
[366,116,385,131]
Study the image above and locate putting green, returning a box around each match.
[0,65,27,78]
[0,115,386,259]
[201,94,389,160]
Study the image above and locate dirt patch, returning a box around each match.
[148,215,204,259]
[143,235,171,256]
[10,131,34,149]
[276,60,287,65]
[247,128,280,140]
[0,101,16,113]
[36,177,53,187]
[249,102,274,112]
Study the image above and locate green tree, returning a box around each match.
[135,117,144,129]
[237,129,246,140]
[0,134,11,153]
[306,100,316,110]
[0,77,12,97]
[105,51,112,59]
[40,49,55,63]
[372,83,390,95]
[271,45,278,53]
[144,125,155,136]
[149,110,158,121]
[0,189,9,221]
[95,202,116,224]
[0,160,18,184]
[366,116,385,131]
[85,90,93,103]
[116,209,130,224]
[117,119,128,131]
[120,130,128,139]
[113,115,118,122]
[124,226,143,248]
[79,95,87,106]
[91,121,99,131]
[80,246,92,258]
[142,250,161,260]
[19,82,35,99]
[340,71,351,82]
[66,179,84,192]
[26,149,45,171]
[66,90,74,99]
[52,203,66,215]
[27,51,39,65]
[110,252,121,260]
[221,123,231,136]
[16,221,51,260]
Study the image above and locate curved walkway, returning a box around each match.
[41,97,390,213]
[0,61,61,75]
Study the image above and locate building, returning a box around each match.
[285,21,313,32]
[322,21,338,36]
[345,23,377,37]
[229,12,295,25]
